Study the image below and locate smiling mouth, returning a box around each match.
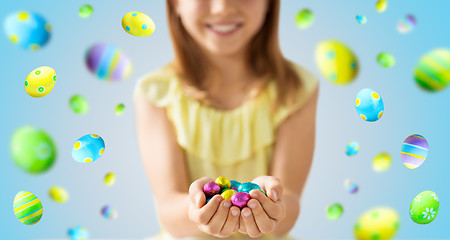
[206,23,243,36]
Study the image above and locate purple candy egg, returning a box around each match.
[203,182,221,197]
[231,192,250,208]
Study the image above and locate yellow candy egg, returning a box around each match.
[25,66,56,97]
[121,12,155,37]
[221,189,236,200]
[215,176,231,189]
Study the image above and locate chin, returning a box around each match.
[205,43,246,58]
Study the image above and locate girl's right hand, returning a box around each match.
[188,177,241,238]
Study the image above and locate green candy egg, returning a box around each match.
[410,190,439,224]
[69,94,89,114]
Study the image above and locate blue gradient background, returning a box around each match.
[1,0,449,239]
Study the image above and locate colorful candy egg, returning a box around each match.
[356,14,367,24]
[49,186,69,203]
[397,14,416,33]
[355,88,384,122]
[104,172,116,186]
[11,126,56,174]
[401,134,428,169]
[115,103,125,116]
[326,203,343,220]
[354,207,400,240]
[13,191,43,225]
[203,182,221,197]
[410,191,439,224]
[4,11,51,50]
[231,192,250,208]
[376,0,388,13]
[414,48,450,92]
[85,43,132,82]
[122,12,155,37]
[68,226,89,240]
[72,134,105,163]
[295,9,314,29]
[25,66,56,98]
[215,176,231,190]
[221,189,236,200]
[79,4,94,18]
[373,152,392,172]
[238,182,261,193]
[230,180,241,191]
[101,205,118,220]
[346,141,359,156]
[315,40,359,85]
[69,95,89,115]
[344,179,359,194]
[377,52,395,68]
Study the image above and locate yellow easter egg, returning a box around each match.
[221,189,236,200]
[48,186,69,203]
[25,66,56,97]
[215,176,231,189]
[315,40,359,85]
[354,207,400,240]
[122,12,155,37]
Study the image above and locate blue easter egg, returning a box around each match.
[68,226,89,240]
[355,88,384,122]
[230,180,241,190]
[4,11,51,50]
[346,141,360,156]
[72,134,105,163]
[238,182,261,193]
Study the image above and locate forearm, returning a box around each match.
[272,191,300,236]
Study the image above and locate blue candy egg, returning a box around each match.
[346,141,360,156]
[4,11,51,50]
[230,180,241,191]
[355,88,384,122]
[238,182,261,193]
[72,134,105,163]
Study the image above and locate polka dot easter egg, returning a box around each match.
[356,14,367,24]
[355,88,384,122]
[414,48,450,92]
[101,205,118,220]
[410,191,439,224]
[85,43,132,82]
[401,134,428,169]
[354,207,400,240]
[68,226,89,240]
[326,203,343,220]
[13,191,43,225]
[4,11,51,50]
[25,66,56,98]
[345,141,359,156]
[72,134,105,163]
[49,186,69,203]
[122,12,155,37]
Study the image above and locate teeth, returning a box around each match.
[210,24,238,33]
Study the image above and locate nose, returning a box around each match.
[210,0,236,16]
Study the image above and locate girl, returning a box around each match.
[134,0,319,239]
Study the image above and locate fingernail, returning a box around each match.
[223,201,231,208]
[272,190,278,201]
[248,203,257,209]
[232,210,239,216]
[250,191,258,198]
[243,211,251,217]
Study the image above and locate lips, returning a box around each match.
[206,23,243,36]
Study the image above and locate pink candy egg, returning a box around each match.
[203,182,221,197]
[231,192,250,208]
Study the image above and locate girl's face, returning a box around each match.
[174,0,269,57]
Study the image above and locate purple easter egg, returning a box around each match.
[85,43,132,82]
[231,192,250,208]
[203,182,221,197]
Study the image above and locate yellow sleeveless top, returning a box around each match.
[135,62,319,239]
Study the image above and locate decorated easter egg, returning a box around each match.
[346,141,359,156]
[11,126,56,174]
[230,180,241,191]
[326,203,343,220]
[101,205,118,220]
[215,176,231,190]
[79,4,94,18]
[231,192,250,208]
[376,0,388,13]
[203,182,221,197]
[373,152,392,172]
[354,207,400,240]
[344,179,358,194]
[72,134,105,163]
[115,103,125,116]
[104,172,116,186]
[315,40,359,85]
[68,225,89,240]
[85,43,132,82]
[355,88,384,122]
[295,9,314,29]
[122,12,155,37]
[13,191,43,225]
[24,66,56,98]
[401,134,428,169]
[221,189,236,200]
[69,95,89,115]
[4,11,51,50]
[49,186,69,203]
[397,14,416,33]
[356,14,367,24]
[377,52,396,68]
[414,49,450,92]
[238,182,261,193]
[410,191,439,224]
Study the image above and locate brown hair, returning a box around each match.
[165,0,302,112]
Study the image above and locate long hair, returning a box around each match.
[165,0,302,112]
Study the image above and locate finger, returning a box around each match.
[189,177,214,208]
[264,177,283,202]
[205,198,231,236]
[241,207,262,238]
[247,199,275,234]
[196,195,222,225]
[220,205,240,236]
[249,189,284,220]
[238,214,247,234]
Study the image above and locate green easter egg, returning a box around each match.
[410,190,439,224]
[115,103,125,116]
[414,49,450,92]
[326,202,343,220]
[69,94,89,114]
[377,52,396,68]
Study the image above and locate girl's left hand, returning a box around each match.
[238,176,286,238]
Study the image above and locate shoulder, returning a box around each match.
[288,60,319,94]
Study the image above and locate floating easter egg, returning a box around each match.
[397,14,416,33]
[326,203,343,220]
[376,0,388,13]
[85,43,132,82]
[49,186,69,203]
[344,179,358,194]
[25,66,56,98]
[373,152,392,172]
[72,134,105,163]
[355,88,384,122]
[238,182,261,193]
[115,103,125,116]
[221,189,236,200]
[11,126,56,174]
[101,205,118,220]
[377,52,396,68]
[315,40,359,85]
[104,172,116,186]
[401,134,428,169]
[295,9,314,29]
[356,14,367,24]
[215,176,231,190]
[230,180,241,192]
[13,191,43,225]
[122,12,155,37]
[231,192,250,208]
[410,191,439,224]
[4,11,51,50]
[79,4,94,18]
[203,182,221,197]
[354,207,400,240]
[414,49,450,92]
[68,226,89,240]
[346,141,359,156]
[69,94,89,115]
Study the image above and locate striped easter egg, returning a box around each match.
[13,191,43,225]
[414,49,450,92]
[101,205,118,220]
[401,134,429,169]
[85,43,132,82]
